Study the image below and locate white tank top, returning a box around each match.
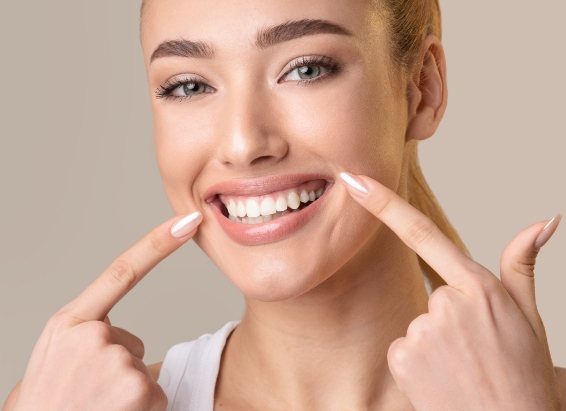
[157,320,240,411]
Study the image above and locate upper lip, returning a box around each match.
[203,173,333,202]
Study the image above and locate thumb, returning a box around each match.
[499,214,561,345]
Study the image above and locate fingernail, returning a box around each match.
[339,172,369,196]
[534,213,562,249]
[170,211,203,238]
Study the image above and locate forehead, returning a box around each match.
[140,0,384,63]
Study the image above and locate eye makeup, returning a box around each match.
[154,55,343,102]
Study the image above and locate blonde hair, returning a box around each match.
[380,0,471,291]
[139,0,471,291]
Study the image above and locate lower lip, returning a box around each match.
[209,182,333,246]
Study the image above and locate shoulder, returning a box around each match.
[147,361,163,381]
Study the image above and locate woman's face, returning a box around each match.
[140,0,410,301]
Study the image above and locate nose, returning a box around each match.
[216,84,289,169]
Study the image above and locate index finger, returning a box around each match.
[339,172,491,289]
[60,211,203,323]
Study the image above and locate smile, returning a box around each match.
[205,174,333,245]
[220,179,326,224]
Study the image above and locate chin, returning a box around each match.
[232,264,331,302]
[191,188,381,303]
[233,254,333,302]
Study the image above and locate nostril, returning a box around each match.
[250,155,276,167]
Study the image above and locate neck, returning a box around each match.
[216,225,430,410]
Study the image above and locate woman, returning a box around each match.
[4,0,565,410]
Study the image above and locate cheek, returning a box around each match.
[279,70,403,180]
[153,108,211,214]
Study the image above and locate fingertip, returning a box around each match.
[339,171,370,197]
[534,213,562,250]
[170,211,203,238]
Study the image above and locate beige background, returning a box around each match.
[1,0,565,400]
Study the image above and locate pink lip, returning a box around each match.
[206,176,334,246]
[203,173,333,201]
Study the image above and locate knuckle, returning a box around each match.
[73,321,112,348]
[121,369,150,409]
[107,258,138,289]
[122,371,154,402]
[128,371,151,392]
[148,229,168,254]
[108,344,134,365]
[46,308,84,332]
[427,285,453,313]
[405,218,436,249]
[405,314,430,340]
[387,338,410,377]
[124,330,146,358]
[88,321,113,341]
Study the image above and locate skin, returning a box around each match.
[4,214,204,411]
[3,0,565,410]
[342,175,563,410]
[140,0,429,409]
[138,0,564,410]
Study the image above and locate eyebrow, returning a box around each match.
[149,18,353,64]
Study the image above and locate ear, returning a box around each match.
[405,35,448,142]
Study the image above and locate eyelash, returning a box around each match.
[154,55,342,102]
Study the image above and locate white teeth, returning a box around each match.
[275,195,287,212]
[239,210,290,224]
[227,199,237,216]
[245,216,262,224]
[221,183,327,222]
[262,214,273,222]
[287,191,301,210]
[236,200,246,217]
[260,197,276,216]
[245,198,261,218]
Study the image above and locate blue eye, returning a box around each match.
[172,82,209,97]
[156,78,213,100]
[155,55,342,101]
[280,55,341,85]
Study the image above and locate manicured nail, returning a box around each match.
[534,213,562,249]
[339,172,369,196]
[170,211,203,238]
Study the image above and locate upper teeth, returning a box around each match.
[220,186,324,218]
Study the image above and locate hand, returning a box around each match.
[10,212,203,411]
[339,171,563,411]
